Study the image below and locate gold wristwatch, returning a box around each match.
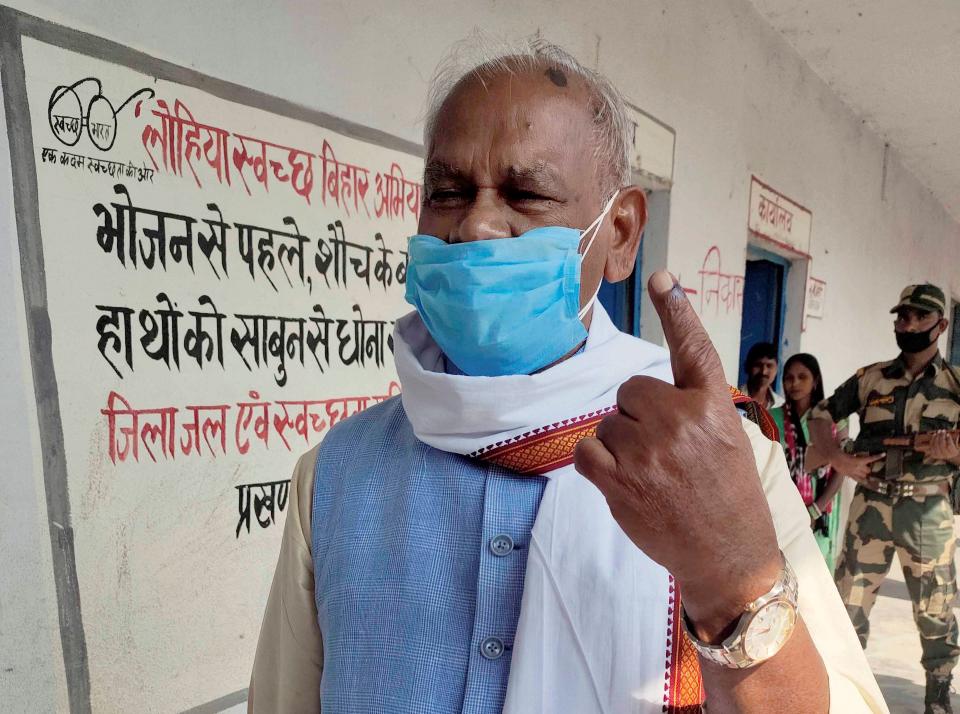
[681,554,798,669]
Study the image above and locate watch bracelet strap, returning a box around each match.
[680,555,798,669]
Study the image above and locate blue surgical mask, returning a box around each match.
[404,193,618,377]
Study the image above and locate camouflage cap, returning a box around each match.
[890,283,947,314]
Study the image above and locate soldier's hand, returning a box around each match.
[833,452,884,481]
[917,430,960,463]
[573,270,781,641]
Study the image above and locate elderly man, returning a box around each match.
[249,39,886,714]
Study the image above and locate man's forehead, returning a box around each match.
[427,66,599,178]
[440,61,594,114]
[896,306,935,319]
[424,157,567,187]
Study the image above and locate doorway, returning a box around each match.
[597,254,640,337]
[737,248,790,388]
[597,188,670,338]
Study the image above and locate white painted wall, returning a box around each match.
[1,0,958,711]
[2,0,954,382]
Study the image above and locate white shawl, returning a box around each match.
[394,305,684,714]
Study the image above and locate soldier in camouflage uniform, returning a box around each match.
[808,284,960,714]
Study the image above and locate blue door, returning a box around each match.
[737,257,787,388]
[598,278,629,334]
[598,251,643,336]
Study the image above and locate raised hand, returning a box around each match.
[573,270,783,640]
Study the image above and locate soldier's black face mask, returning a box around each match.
[895,322,940,353]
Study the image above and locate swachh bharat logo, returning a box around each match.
[47,76,154,151]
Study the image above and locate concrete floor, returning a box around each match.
[866,530,960,714]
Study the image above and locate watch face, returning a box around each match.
[743,599,797,661]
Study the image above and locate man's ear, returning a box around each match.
[603,185,647,283]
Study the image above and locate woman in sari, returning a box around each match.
[771,353,846,569]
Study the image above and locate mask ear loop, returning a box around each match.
[578,192,619,256]
[577,191,619,320]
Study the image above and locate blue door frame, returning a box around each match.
[737,246,790,389]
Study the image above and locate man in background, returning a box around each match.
[742,341,784,410]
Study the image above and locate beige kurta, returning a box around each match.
[248,446,323,714]
[249,421,889,713]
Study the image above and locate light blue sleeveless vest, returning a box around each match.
[311,396,547,713]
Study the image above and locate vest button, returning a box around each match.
[480,636,505,660]
[489,534,514,557]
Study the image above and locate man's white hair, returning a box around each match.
[423,33,632,199]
